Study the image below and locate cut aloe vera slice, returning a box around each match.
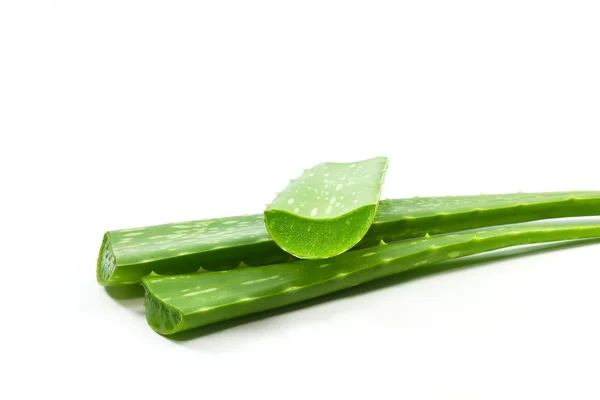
[142,223,600,335]
[98,191,600,286]
[264,157,389,259]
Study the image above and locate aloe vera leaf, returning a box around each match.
[362,190,600,247]
[142,223,600,335]
[97,214,288,285]
[264,157,389,259]
[97,191,600,286]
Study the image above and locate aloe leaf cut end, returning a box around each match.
[143,284,184,334]
[97,233,117,285]
[264,157,389,259]
[142,223,600,335]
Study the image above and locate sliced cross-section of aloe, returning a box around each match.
[264,157,389,259]
[142,223,600,335]
[98,191,600,286]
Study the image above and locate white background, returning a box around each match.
[1,1,599,398]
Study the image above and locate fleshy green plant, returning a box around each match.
[142,223,600,335]
[98,191,600,285]
[264,157,389,259]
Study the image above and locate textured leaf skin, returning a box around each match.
[97,214,288,285]
[98,191,600,285]
[264,157,389,259]
[362,191,600,247]
[142,223,600,335]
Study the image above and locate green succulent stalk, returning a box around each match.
[98,191,600,286]
[142,223,600,335]
[264,157,389,259]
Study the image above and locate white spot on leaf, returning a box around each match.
[124,232,144,237]
[182,288,218,297]
[241,275,280,285]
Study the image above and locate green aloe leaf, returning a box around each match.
[142,223,600,335]
[98,191,600,286]
[264,157,389,259]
